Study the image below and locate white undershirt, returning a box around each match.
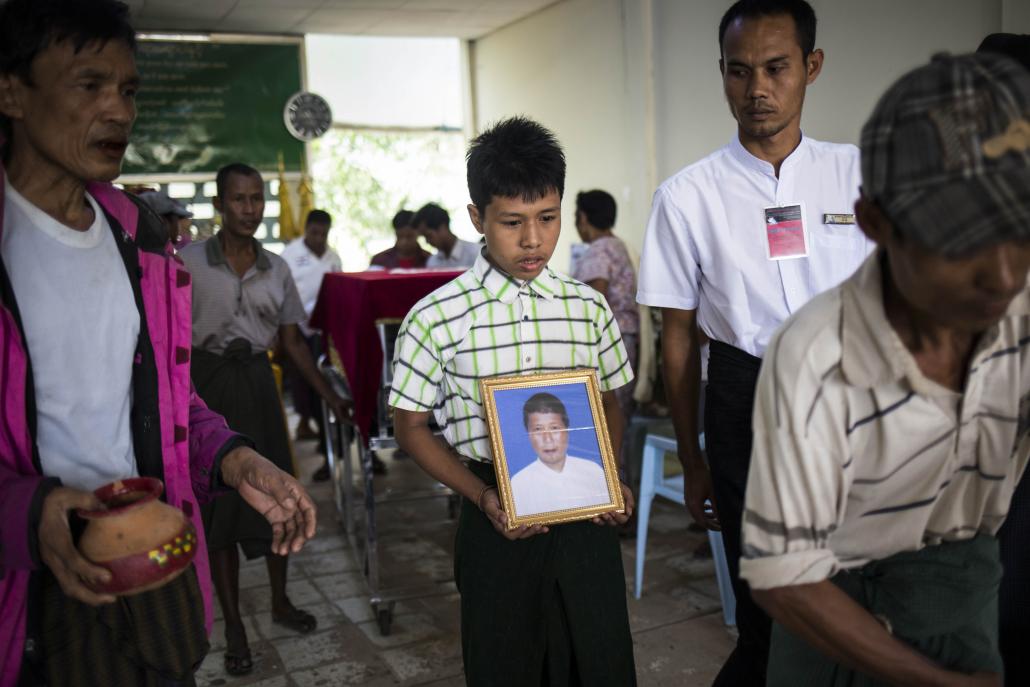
[2,179,139,490]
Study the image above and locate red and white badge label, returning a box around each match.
[764,203,808,260]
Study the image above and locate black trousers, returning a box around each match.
[704,341,770,687]
[998,468,1030,687]
[456,461,636,686]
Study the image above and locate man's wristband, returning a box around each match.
[475,484,496,511]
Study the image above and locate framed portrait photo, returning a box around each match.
[479,369,624,529]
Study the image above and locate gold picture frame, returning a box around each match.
[479,369,624,529]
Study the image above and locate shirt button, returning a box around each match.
[525,356,531,362]
[523,316,529,321]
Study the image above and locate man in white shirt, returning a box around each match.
[510,392,612,517]
[636,1,871,683]
[741,51,1030,687]
[280,209,341,461]
[413,202,480,269]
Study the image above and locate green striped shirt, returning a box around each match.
[388,252,632,463]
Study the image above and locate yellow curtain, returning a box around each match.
[277,151,298,241]
[298,171,314,230]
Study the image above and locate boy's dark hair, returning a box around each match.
[305,209,332,226]
[718,0,817,60]
[0,0,136,151]
[522,392,569,429]
[392,209,415,231]
[215,162,261,198]
[466,116,566,213]
[575,190,617,231]
[412,202,450,231]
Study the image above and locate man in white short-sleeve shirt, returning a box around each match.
[280,209,341,337]
[636,1,871,684]
[741,52,1030,687]
[413,202,480,269]
[280,208,341,454]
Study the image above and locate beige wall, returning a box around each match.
[470,0,652,272]
[653,0,1013,177]
[471,0,1027,258]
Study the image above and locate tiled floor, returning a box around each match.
[196,429,734,686]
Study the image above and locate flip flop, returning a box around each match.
[272,606,318,634]
[224,647,253,676]
[223,623,253,676]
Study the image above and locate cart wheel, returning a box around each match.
[373,601,395,636]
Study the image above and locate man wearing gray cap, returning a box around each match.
[739,52,1030,686]
[138,189,192,247]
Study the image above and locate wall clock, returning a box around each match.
[284,91,332,141]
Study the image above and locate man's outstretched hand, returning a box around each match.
[221,447,318,555]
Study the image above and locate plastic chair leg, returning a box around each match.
[634,443,658,599]
[707,529,737,626]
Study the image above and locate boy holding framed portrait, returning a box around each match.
[390,117,637,686]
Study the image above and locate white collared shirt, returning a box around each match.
[280,238,342,336]
[637,135,873,357]
[427,238,481,269]
[740,253,1030,590]
[510,455,612,517]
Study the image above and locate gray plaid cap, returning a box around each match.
[138,190,193,219]
[860,52,1030,257]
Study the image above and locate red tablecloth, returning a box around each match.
[310,270,462,440]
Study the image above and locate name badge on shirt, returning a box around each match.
[823,213,856,225]
[764,203,808,260]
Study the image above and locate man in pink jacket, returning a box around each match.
[0,0,318,684]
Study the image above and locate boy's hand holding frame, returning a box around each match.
[393,407,553,540]
[480,370,629,529]
[394,371,634,537]
[479,488,550,540]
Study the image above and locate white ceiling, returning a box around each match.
[125,0,558,39]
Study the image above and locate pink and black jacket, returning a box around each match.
[0,165,246,687]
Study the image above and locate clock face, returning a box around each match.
[284,92,332,141]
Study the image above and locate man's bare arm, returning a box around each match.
[660,307,717,529]
[753,582,1000,687]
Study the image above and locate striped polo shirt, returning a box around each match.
[388,252,633,463]
[740,252,1030,590]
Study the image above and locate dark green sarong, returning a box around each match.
[31,566,207,686]
[768,534,1003,686]
[192,341,294,559]
[456,460,636,686]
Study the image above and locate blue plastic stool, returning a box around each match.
[634,431,736,626]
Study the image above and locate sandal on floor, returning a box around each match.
[272,606,318,634]
[224,624,253,676]
[224,646,253,676]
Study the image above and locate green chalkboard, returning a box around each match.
[123,39,304,176]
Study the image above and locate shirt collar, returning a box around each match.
[300,239,332,262]
[727,132,810,177]
[206,231,271,270]
[471,250,559,303]
[840,251,1030,394]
